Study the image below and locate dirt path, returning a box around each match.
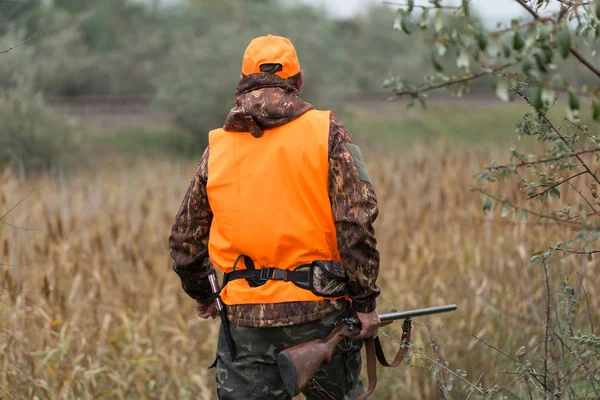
[48,91,503,132]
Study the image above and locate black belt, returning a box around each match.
[223,255,312,288]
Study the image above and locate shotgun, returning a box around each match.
[277,304,457,399]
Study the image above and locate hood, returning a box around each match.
[223,74,314,138]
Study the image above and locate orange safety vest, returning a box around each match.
[207,110,341,305]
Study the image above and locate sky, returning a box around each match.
[285,0,559,26]
[153,0,560,27]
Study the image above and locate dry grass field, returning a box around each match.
[1,145,598,399]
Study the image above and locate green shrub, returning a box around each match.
[0,86,77,174]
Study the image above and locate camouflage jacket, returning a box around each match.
[169,74,380,327]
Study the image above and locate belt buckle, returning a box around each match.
[273,269,287,281]
[259,268,274,281]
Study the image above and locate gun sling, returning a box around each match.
[358,318,412,400]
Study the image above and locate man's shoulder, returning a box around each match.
[327,114,356,155]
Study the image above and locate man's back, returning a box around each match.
[208,110,342,306]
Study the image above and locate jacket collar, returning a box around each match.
[223,74,314,138]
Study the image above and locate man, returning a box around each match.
[169,35,380,400]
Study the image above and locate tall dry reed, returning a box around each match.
[1,150,597,399]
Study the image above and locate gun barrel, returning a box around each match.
[208,274,225,310]
[379,304,457,322]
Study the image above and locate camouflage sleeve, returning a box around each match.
[328,116,381,313]
[169,146,215,305]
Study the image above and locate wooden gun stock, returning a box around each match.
[277,323,356,397]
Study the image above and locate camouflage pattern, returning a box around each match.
[328,117,380,313]
[306,261,348,297]
[169,73,380,326]
[225,298,349,328]
[223,74,313,138]
[169,146,215,305]
[214,309,364,400]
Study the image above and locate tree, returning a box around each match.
[388,0,600,397]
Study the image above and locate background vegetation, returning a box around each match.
[1,0,599,399]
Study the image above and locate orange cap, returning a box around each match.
[241,35,301,79]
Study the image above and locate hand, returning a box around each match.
[352,310,380,339]
[196,300,218,319]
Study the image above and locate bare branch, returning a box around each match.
[577,272,595,335]
[391,63,515,99]
[382,1,458,9]
[566,180,598,217]
[0,219,44,232]
[472,334,518,362]
[489,19,551,37]
[0,259,38,267]
[553,248,600,255]
[0,190,34,222]
[541,260,551,392]
[487,148,600,171]
[0,28,53,56]
[381,334,486,395]
[472,187,584,227]
[566,117,600,146]
[556,0,591,6]
[526,171,587,200]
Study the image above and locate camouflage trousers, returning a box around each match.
[213,308,364,400]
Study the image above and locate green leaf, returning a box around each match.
[478,32,488,51]
[502,44,512,59]
[539,23,551,42]
[393,15,402,31]
[530,86,543,110]
[569,87,580,112]
[435,10,443,32]
[593,97,600,122]
[501,201,511,217]
[534,52,549,73]
[496,79,510,103]
[407,0,414,13]
[419,7,430,30]
[462,0,469,17]
[541,44,554,64]
[431,47,444,72]
[530,255,542,263]
[522,55,535,75]
[401,11,413,34]
[457,47,470,69]
[513,31,525,51]
[541,87,555,104]
[483,196,492,213]
[558,23,571,59]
